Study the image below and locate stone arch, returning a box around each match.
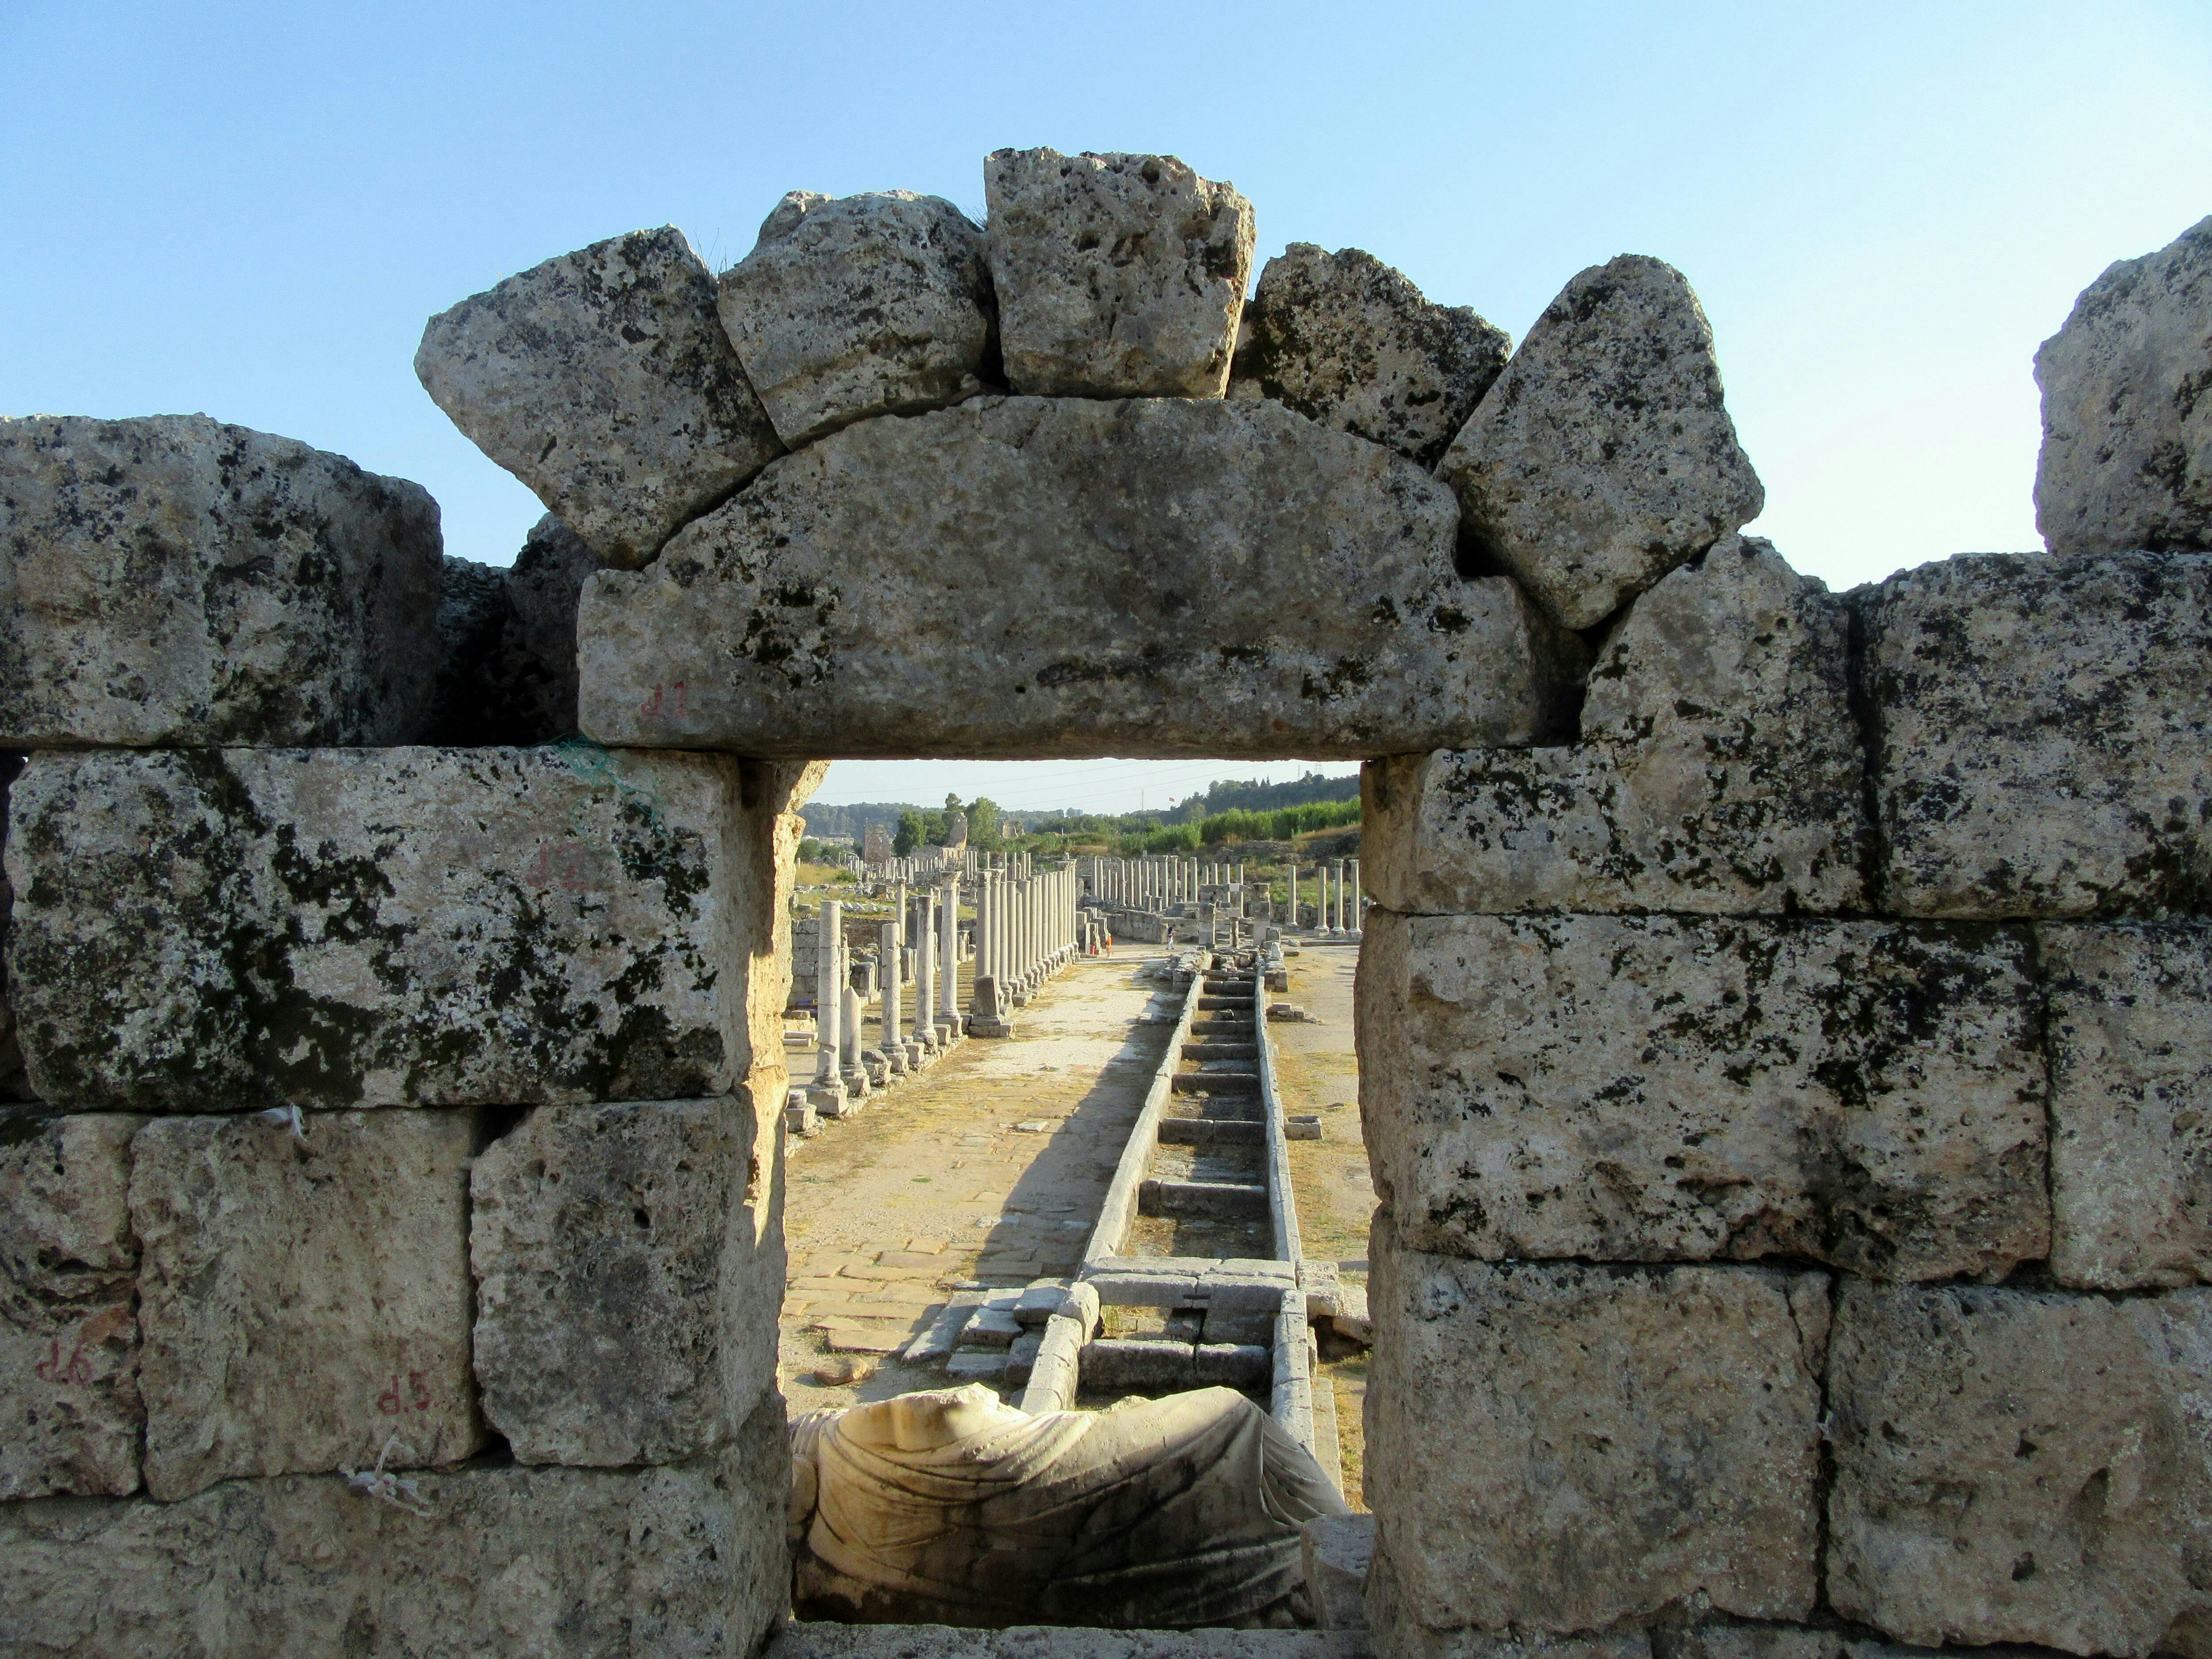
[2,155,2208,1659]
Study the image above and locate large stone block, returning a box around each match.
[1231,243,1508,469]
[1859,549,2212,918]
[472,1097,757,1466]
[579,397,1575,759]
[2045,921,2212,1288]
[0,1110,143,1498]
[985,148,1255,398]
[1365,1245,1824,1636]
[415,227,782,569]
[718,190,996,446]
[0,415,441,746]
[2035,215,2211,557]
[426,515,603,745]
[130,1108,483,1500]
[0,750,26,1100]
[1436,255,1763,630]
[1364,536,1865,915]
[8,746,753,1111]
[1359,910,2046,1279]
[1828,1277,2212,1655]
[0,1421,787,1659]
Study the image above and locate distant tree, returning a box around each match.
[893,811,924,858]
[967,796,1003,850]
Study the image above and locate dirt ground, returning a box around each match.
[1270,937,1373,1509]
[777,951,1175,1417]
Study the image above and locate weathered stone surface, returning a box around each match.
[0,1111,142,1498]
[1859,549,2212,918]
[985,149,1254,398]
[1230,244,1507,469]
[0,750,25,1100]
[718,191,995,446]
[1828,1278,2212,1655]
[0,415,441,746]
[130,1108,483,1501]
[0,1416,787,1659]
[2035,215,2212,557]
[8,746,752,1111]
[415,227,782,569]
[1359,910,2046,1279]
[1366,1247,1823,1636]
[426,515,603,744]
[2045,922,2212,1289]
[1365,536,1865,914]
[771,1628,1383,1659]
[579,397,1575,758]
[472,1098,743,1465]
[1652,1629,2014,1659]
[1437,256,1763,630]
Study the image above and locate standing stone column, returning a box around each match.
[815,899,843,1097]
[879,921,906,1075]
[938,875,961,1042]
[914,891,937,1053]
[974,875,995,1006]
[1348,857,1362,934]
[1287,861,1300,931]
[839,981,867,1097]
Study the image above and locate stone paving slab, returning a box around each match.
[779,956,1171,1417]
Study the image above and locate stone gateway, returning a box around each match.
[1,147,2208,1659]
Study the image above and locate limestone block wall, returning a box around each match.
[0,417,804,1657]
[1361,529,2212,1654]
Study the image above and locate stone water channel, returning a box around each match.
[778,926,1348,1492]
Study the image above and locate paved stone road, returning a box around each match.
[1272,936,1372,1508]
[778,952,1175,1416]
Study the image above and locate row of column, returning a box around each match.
[1084,855,1250,912]
[1282,857,1363,933]
[972,860,1080,1011]
[863,846,980,883]
[809,877,970,1116]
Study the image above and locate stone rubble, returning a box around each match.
[2035,213,2211,556]
[718,189,997,446]
[1231,243,1509,469]
[986,148,1255,398]
[0,415,442,747]
[1436,254,1764,630]
[415,226,783,569]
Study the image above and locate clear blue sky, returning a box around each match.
[5,2,2208,813]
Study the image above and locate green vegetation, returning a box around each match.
[807,770,1357,854]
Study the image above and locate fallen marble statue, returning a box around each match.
[789,1384,1350,1628]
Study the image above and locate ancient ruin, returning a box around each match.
[1,142,2208,1659]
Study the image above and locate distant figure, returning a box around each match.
[788,1385,1347,1628]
